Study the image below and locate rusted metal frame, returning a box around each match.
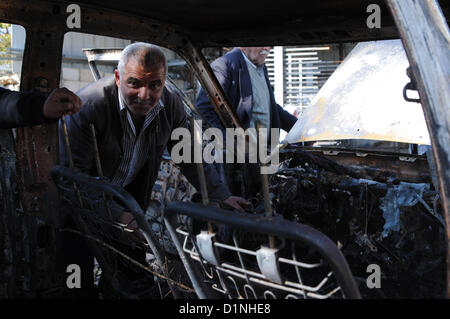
[2,1,197,58]
[43,1,204,58]
[0,130,19,298]
[386,0,450,296]
[89,123,113,220]
[255,122,276,248]
[280,150,431,184]
[319,155,430,184]
[189,28,398,48]
[16,28,65,296]
[187,5,398,48]
[9,1,242,129]
[3,1,243,131]
[177,42,243,130]
[0,1,70,296]
[189,117,214,235]
[292,145,428,159]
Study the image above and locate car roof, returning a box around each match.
[61,0,449,47]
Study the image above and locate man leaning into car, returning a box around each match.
[58,42,249,296]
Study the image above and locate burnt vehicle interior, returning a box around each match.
[0,0,449,299]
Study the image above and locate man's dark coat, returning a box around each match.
[195,47,297,134]
[0,87,49,128]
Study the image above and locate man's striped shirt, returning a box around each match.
[110,90,164,187]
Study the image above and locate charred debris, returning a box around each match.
[242,144,447,298]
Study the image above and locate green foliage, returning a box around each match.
[0,23,12,67]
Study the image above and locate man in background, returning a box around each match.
[195,47,298,197]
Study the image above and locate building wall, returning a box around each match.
[60,61,115,92]
[266,43,357,112]
[59,32,131,91]
[11,27,188,94]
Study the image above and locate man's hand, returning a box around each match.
[118,211,145,242]
[222,196,250,213]
[43,87,82,119]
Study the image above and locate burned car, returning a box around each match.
[0,0,449,299]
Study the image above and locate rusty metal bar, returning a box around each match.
[90,123,113,219]
[190,117,209,206]
[61,116,74,170]
[180,42,243,130]
[11,23,66,296]
[90,124,103,177]
[61,115,84,208]
[386,0,450,296]
[190,117,214,233]
[256,123,275,248]
[88,61,101,82]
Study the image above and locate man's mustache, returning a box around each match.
[130,98,154,106]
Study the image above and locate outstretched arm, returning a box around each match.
[0,87,81,129]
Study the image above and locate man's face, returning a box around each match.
[241,46,272,66]
[114,59,166,116]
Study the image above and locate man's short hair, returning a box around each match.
[117,42,168,76]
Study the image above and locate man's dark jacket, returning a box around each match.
[195,47,297,134]
[0,87,49,128]
[59,76,231,209]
